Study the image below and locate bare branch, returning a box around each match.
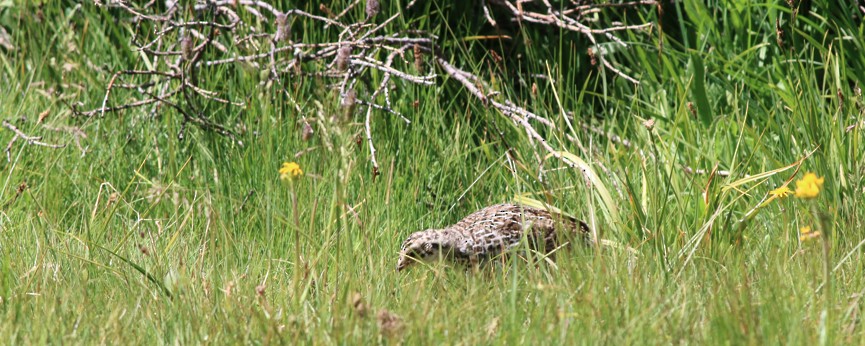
[78,0,657,176]
[3,120,66,161]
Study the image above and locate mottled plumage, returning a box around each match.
[396,204,592,271]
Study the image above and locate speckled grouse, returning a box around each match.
[396,203,592,271]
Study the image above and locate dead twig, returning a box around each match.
[3,120,66,162]
[78,0,658,178]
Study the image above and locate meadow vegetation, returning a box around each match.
[1,0,864,344]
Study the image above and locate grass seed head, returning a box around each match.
[274,13,290,42]
[376,309,405,339]
[180,34,194,61]
[180,35,195,60]
[643,118,655,130]
[366,0,380,20]
[342,89,357,118]
[336,45,351,71]
[351,292,368,317]
[301,121,314,141]
[413,43,423,73]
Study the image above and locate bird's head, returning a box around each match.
[396,230,449,271]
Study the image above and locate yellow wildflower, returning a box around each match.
[799,225,821,242]
[794,172,824,199]
[279,162,303,181]
[769,186,792,198]
[759,185,793,208]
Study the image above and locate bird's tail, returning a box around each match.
[515,195,639,256]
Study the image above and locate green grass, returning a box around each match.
[2,0,865,344]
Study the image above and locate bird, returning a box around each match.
[396,203,592,271]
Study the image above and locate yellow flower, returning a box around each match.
[279,162,303,181]
[799,225,821,242]
[758,185,793,208]
[794,172,824,199]
[769,186,792,198]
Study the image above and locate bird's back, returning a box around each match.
[449,203,589,258]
